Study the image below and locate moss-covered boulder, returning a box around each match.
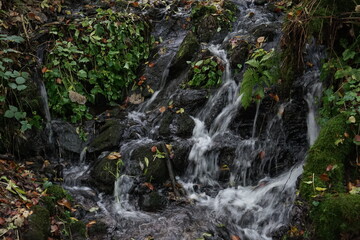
[170,31,200,75]
[300,114,354,200]
[23,205,50,240]
[312,194,360,240]
[138,191,168,212]
[88,119,126,153]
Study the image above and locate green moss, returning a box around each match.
[24,205,50,240]
[46,184,72,201]
[312,194,360,240]
[69,220,87,239]
[300,114,354,199]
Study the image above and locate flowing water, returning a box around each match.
[60,1,325,239]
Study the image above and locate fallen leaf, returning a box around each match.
[159,106,167,113]
[315,187,327,192]
[131,2,139,7]
[151,146,157,153]
[88,207,99,213]
[306,62,314,67]
[326,165,333,171]
[57,198,72,210]
[69,90,87,105]
[128,93,144,104]
[320,173,330,182]
[257,36,265,43]
[50,224,59,233]
[0,217,5,225]
[348,116,356,123]
[176,108,184,114]
[148,62,155,68]
[143,182,154,191]
[231,235,241,240]
[86,220,97,228]
[107,152,121,160]
[259,151,266,160]
[41,67,48,73]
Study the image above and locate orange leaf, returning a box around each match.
[144,182,155,191]
[57,198,72,210]
[148,62,155,68]
[41,67,48,73]
[131,2,139,7]
[326,165,333,171]
[159,106,167,113]
[320,173,330,182]
[151,146,157,153]
[86,220,97,228]
[231,235,241,240]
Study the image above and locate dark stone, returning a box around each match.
[89,155,120,194]
[254,0,267,5]
[52,120,85,155]
[158,111,173,137]
[250,23,278,42]
[23,205,50,240]
[229,40,250,69]
[87,221,108,240]
[170,140,191,175]
[88,119,126,153]
[131,143,169,183]
[138,191,168,212]
[169,31,200,76]
[172,89,208,115]
[173,112,195,138]
[195,15,219,42]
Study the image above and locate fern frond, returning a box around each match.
[240,67,258,108]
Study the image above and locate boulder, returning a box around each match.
[172,89,208,115]
[52,120,85,156]
[228,40,250,69]
[250,23,278,42]
[138,191,168,212]
[88,119,126,153]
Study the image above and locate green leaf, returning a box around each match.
[195,60,204,66]
[0,96,5,102]
[0,34,24,43]
[342,49,356,61]
[8,83,17,89]
[21,72,30,79]
[15,76,26,84]
[14,111,26,120]
[312,201,320,207]
[78,70,87,78]
[245,59,260,68]
[4,110,15,118]
[17,85,27,91]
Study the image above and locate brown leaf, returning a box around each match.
[148,62,155,68]
[50,224,59,233]
[159,106,167,113]
[69,90,87,105]
[320,173,330,182]
[231,235,241,240]
[131,2,139,7]
[57,198,72,210]
[86,220,97,228]
[143,182,154,191]
[326,165,333,171]
[259,151,266,160]
[107,152,121,160]
[151,146,157,153]
[41,67,48,73]
[0,217,5,225]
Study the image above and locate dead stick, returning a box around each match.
[161,143,180,197]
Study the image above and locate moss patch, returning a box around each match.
[312,194,360,240]
[300,114,354,200]
[23,205,50,240]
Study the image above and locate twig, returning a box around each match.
[160,143,180,198]
[20,14,30,43]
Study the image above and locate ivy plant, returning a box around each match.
[187,57,224,88]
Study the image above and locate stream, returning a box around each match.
[50,0,326,239]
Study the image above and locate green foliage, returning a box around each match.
[311,194,360,240]
[191,0,235,32]
[187,57,223,88]
[240,48,279,108]
[0,34,41,133]
[44,8,152,123]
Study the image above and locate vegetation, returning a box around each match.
[187,57,224,88]
[240,48,280,108]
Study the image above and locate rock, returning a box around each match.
[228,40,250,69]
[172,89,208,115]
[131,143,168,183]
[23,205,50,240]
[138,191,168,212]
[169,31,200,76]
[52,120,86,156]
[88,119,126,153]
[250,23,278,42]
[254,0,267,5]
[158,111,195,138]
[195,14,219,42]
[170,140,191,175]
[89,155,121,194]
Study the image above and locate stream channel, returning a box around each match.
[45,0,325,239]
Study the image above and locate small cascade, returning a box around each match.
[63,147,89,187]
[305,82,322,145]
[252,101,261,138]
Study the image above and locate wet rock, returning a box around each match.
[23,205,50,240]
[52,120,86,157]
[138,191,168,212]
[131,143,169,183]
[88,119,126,153]
[196,15,219,42]
[158,111,195,138]
[250,23,278,42]
[228,40,250,69]
[170,31,200,76]
[170,140,191,174]
[172,89,208,115]
[254,0,268,5]
[87,221,108,240]
[89,154,120,194]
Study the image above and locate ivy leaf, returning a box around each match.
[342,49,356,61]
[17,85,27,91]
[77,70,87,78]
[8,83,17,89]
[4,110,15,118]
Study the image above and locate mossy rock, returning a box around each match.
[312,194,360,240]
[170,31,200,75]
[88,119,126,153]
[69,220,87,240]
[23,205,50,240]
[46,184,72,200]
[300,114,354,200]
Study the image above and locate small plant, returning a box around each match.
[103,152,124,179]
[44,8,153,123]
[240,48,279,108]
[187,57,224,88]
